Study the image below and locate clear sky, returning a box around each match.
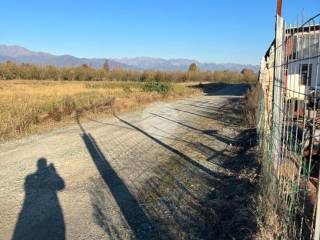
[0,0,319,65]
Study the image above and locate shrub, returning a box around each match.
[142,82,172,95]
[123,85,132,94]
[62,96,76,115]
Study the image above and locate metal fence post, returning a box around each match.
[272,13,285,178]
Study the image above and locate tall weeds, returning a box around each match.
[242,84,260,127]
[0,80,198,141]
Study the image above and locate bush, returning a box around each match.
[142,82,172,95]
[123,85,132,94]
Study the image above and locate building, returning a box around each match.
[285,25,320,100]
[261,24,320,101]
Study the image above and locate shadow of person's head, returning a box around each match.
[37,158,48,170]
[33,158,65,191]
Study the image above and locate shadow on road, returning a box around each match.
[77,116,156,240]
[173,101,243,128]
[191,82,250,96]
[136,128,259,239]
[75,85,258,239]
[149,112,236,145]
[112,94,258,239]
[12,158,65,240]
[114,115,217,177]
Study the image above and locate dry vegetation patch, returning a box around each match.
[0,80,200,141]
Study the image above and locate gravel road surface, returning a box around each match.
[0,84,255,240]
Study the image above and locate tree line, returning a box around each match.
[0,61,257,83]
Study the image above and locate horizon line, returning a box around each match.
[0,43,259,66]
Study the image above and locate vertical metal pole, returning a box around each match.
[272,7,285,178]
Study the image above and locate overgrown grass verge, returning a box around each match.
[241,84,260,128]
[241,84,284,239]
[0,80,199,142]
[231,84,279,239]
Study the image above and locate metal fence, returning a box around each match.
[258,11,320,239]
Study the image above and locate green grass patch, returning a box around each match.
[142,82,172,95]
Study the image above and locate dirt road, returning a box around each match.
[0,84,258,240]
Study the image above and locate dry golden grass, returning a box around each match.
[0,80,200,141]
[241,84,260,127]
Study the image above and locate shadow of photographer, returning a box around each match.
[12,158,65,240]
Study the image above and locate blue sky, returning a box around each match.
[0,0,319,65]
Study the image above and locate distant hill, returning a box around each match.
[0,45,128,69]
[0,45,259,72]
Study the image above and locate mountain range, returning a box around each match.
[0,45,259,72]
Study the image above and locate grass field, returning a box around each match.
[0,80,200,141]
